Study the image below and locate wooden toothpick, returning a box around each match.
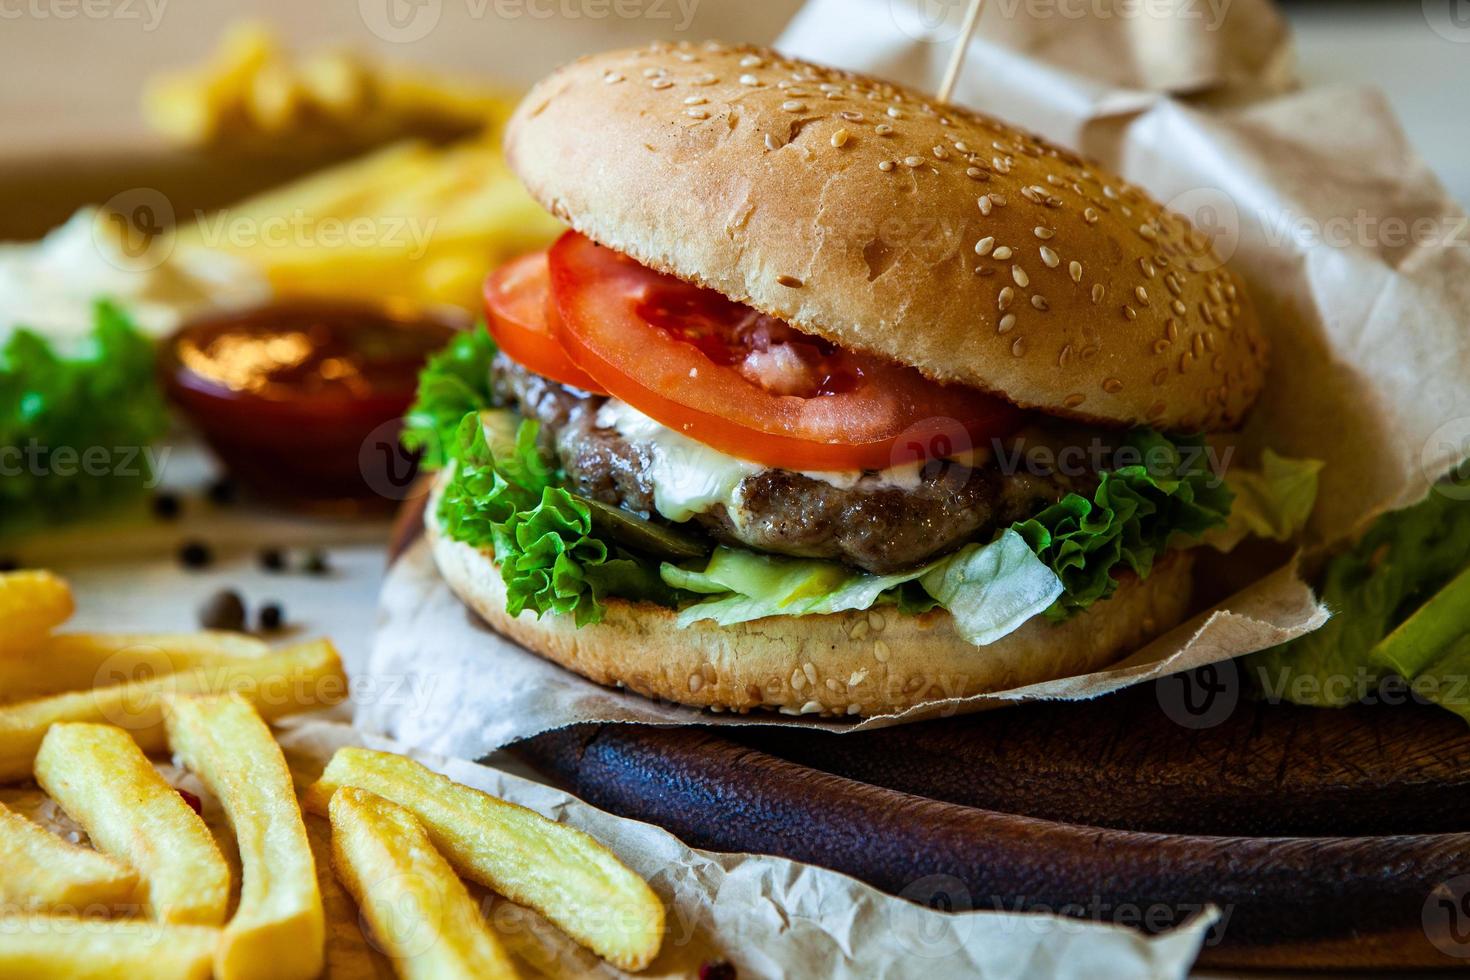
[936,0,987,104]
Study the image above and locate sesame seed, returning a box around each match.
[1031,294,1049,311]
[1069,260,1083,283]
[688,673,704,693]
[781,100,806,112]
[1083,207,1100,224]
[998,313,1017,333]
[1011,337,1027,357]
[1166,318,1179,341]
[831,128,850,147]
[997,285,1013,308]
[1040,246,1059,268]
[691,74,718,86]
[1153,339,1170,354]
[1063,393,1085,408]
[1034,226,1055,240]
[604,72,625,84]
[887,106,902,118]
[992,245,1013,260]
[875,123,893,136]
[932,145,948,159]
[990,194,1007,207]
[764,133,780,151]
[1045,197,1062,208]
[874,640,891,662]
[677,52,698,62]
[740,54,763,68]
[642,67,662,78]
[1091,284,1105,304]
[1135,286,1150,305]
[976,236,996,256]
[878,160,895,172]
[683,95,707,105]
[903,155,924,167]
[1012,266,1029,287]
[978,195,993,216]
[1103,377,1124,393]
[800,700,823,715]
[1122,305,1138,320]
[650,78,674,90]
[966,167,988,181]
[992,157,1012,174]
[1193,333,1205,357]
[953,141,970,152]
[1153,368,1169,386]
[1167,275,1184,296]
[839,110,863,121]
[739,73,761,86]
[686,108,709,119]
[1139,223,1158,240]
[804,662,818,685]
[1172,299,1187,315]
[777,274,803,288]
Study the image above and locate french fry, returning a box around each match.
[0,801,137,913]
[330,787,519,980]
[0,631,269,704]
[305,748,664,971]
[0,915,219,980]
[163,694,324,980]
[34,723,231,925]
[0,638,346,782]
[0,570,74,656]
[306,814,396,980]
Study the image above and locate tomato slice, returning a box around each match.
[547,231,1026,471]
[484,251,607,394]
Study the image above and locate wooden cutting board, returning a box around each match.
[391,493,1470,970]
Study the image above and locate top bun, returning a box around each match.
[506,42,1268,432]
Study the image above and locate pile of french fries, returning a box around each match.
[173,135,564,314]
[143,23,517,153]
[0,570,665,978]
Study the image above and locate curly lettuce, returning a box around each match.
[0,300,167,535]
[437,412,674,625]
[401,325,498,469]
[1011,430,1235,617]
[1249,483,1470,715]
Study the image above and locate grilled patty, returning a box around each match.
[493,355,1079,574]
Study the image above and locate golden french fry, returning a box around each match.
[0,638,346,782]
[0,631,269,704]
[163,694,324,980]
[306,814,396,980]
[330,787,519,980]
[0,570,74,656]
[0,801,137,913]
[305,748,664,971]
[0,915,218,980]
[34,723,231,925]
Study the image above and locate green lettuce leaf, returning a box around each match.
[0,299,167,535]
[662,528,1063,646]
[402,326,498,469]
[1206,449,1323,552]
[1248,485,1470,709]
[1011,430,1234,617]
[437,412,674,626]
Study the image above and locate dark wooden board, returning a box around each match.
[394,491,1470,968]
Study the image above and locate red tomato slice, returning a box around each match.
[547,231,1026,471]
[484,251,607,394]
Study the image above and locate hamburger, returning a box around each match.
[405,42,1275,717]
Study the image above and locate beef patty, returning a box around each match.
[493,355,1078,574]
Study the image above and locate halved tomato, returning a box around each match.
[547,231,1026,471]
[483,251,607,394]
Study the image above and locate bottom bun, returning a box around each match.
[426,493,1195,718]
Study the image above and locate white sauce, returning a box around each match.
[0,208,268,352]
[594,399,981,522]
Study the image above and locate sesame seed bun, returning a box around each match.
[506,42,1268,432]
[426,473,1194,717]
